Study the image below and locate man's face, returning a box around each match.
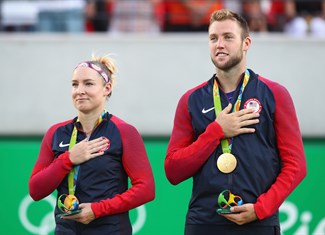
[208,19,249,71]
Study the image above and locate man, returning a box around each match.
[165,9,306,235]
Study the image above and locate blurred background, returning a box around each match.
[0,0,324,234]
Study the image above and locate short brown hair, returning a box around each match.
[210,9,250,40]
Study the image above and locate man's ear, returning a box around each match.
[243,36,252,52]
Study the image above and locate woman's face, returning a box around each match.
[71,67,111,114]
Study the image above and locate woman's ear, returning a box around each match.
[104,82,113,97]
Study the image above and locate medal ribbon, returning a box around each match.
[67,112,105,195]
[213,69,250,153]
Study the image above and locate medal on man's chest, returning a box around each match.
[213,70,250,174]
[217,153,237,173]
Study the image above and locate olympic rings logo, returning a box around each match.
[19,194,146,235]
[19,195,56,235]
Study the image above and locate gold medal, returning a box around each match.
[217,153,237,173]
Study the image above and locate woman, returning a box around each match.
[29,54,155,234]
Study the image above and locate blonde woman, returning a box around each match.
[29,54,155,234]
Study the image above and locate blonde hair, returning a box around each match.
[90,53,117,87]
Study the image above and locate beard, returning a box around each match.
[211,51,244,71]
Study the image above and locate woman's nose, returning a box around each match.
[76,85,85,94]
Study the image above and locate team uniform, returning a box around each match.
[29,112,155,235]
[165,69,306,234]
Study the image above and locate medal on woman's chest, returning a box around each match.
[57,113,105,217]
[217,153,237,173]
[57,126,81,217]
